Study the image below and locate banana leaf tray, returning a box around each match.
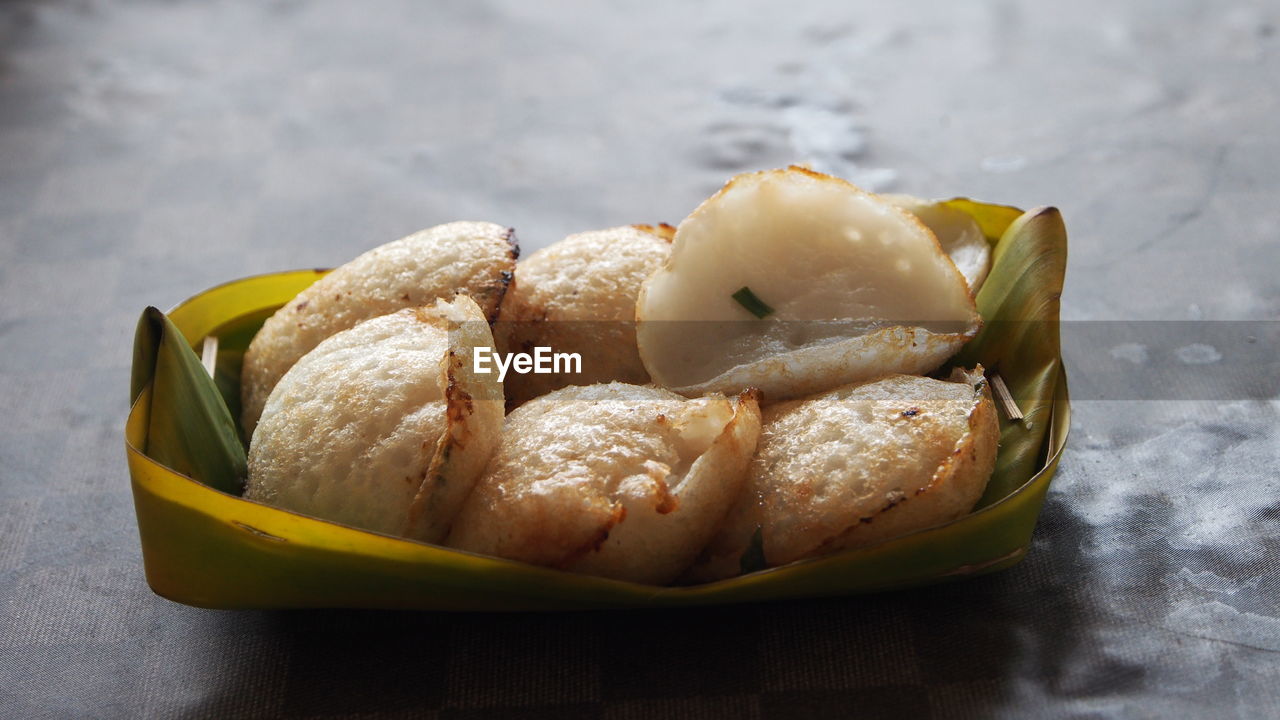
[126,201,1069,610]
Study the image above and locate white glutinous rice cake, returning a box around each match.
[447,382,761,585]
[241,221,517,433]
[637,167,982,403]
[245,296,504,544]
[689,368,998,581]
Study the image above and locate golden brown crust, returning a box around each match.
[687,371,996,582]
[813,374,997,556]
[631,222,677,242]
[446,383,761,584]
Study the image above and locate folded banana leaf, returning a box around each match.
[125,203,1069,610]
[130,307,246,495]
[949,204,1067,507]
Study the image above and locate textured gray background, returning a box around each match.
[1,0,1278,718]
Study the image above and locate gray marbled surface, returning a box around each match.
[1,1,1277,718]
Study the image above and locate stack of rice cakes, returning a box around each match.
[241,167,1000,585]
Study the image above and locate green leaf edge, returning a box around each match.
[133,306,248,495]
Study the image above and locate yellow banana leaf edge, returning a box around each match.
[125,201,1070,611]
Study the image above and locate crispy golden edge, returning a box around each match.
[811,373,998,557]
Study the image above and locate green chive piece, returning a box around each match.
[731,286,774,318]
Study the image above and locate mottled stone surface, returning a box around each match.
[1,1,1277,718]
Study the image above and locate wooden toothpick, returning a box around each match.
[200,335,219,378]
[990,372,1026,424]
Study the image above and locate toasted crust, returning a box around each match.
[241,221,518,434]
[244,296,504,544]
[403,300,507,541]
[496,225,672,406]
[688,369,997,581]
[631,222,677,242]
[446,383,762,584]
[811,368,998,556]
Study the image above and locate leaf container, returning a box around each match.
[125,201,1070,610]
